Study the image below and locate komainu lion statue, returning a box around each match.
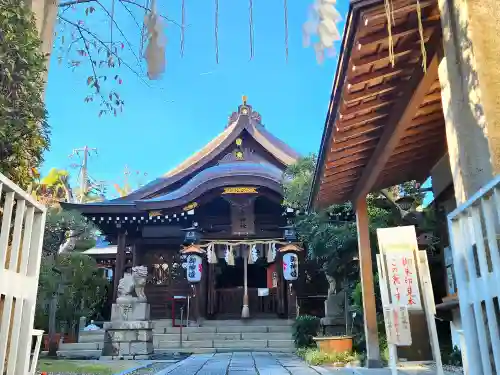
[117,266,148,303]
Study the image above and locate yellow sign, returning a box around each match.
[183,202,198,211]
[148,210,162,218]
[222,187,258,195]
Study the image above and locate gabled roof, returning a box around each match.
[117,100,299,201]
[62,99,300,214]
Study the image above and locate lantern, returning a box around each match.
[182,224,202,245]
[282,252,299,281]
[280,224,297,242]
[186,254,203,283]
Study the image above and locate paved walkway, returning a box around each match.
[152,352,458,375]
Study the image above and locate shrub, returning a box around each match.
[293,315,320,348]
[296,348,359,366]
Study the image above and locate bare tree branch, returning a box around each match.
[74,25,107,106]
[60,0,95,6]
[95,0,143,68]
[58,14,150,87]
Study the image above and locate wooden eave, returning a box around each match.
[310,0,447,209]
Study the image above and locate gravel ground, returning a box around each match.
[36,360,182,375]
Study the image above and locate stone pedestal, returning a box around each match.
[320,292,347,336]
[102,303,154,360]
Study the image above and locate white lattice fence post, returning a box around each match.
[0,172,46,375]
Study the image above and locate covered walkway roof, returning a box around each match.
[310,0,447,209]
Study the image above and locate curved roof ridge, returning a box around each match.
[113,102,299,201]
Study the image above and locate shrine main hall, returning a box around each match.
[65,98,306,322]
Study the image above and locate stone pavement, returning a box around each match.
[152,352,457,375]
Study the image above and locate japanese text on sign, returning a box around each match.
[383,305,412,346]
[386,252,421,309]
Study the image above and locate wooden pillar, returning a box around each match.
[356,197,381,368]
[112,231,127,302]
[276,251,286,316]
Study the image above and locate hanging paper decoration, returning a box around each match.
[251,244,260,263]
[186,254,203,283]
[225,245,235,266]
[207,243,217,264]
[267,243,277,263]
[144,0,167,79]
[247,245,254,265]
[283,252,299,281]
[303,0,342,63]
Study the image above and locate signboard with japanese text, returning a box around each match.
[383,305,412,346]
[377,226,422,310]
[282,253,299,281]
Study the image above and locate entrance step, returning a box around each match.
[78,330,105,343]
[59,342,103,351]
[202,319,294,327]
[57,349,101,359]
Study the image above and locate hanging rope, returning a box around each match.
[215,0,219,64]
[384,0,395,67]
[111,0,115,46]
[249,0,255,60]
[140,0,151,57]
[284,0,289,62]
[181,0,186,57]
[416,0,427,72]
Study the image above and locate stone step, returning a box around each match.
[202,319,294,327]
[268,340,295,349]
[155,348,216,355]
[153,332,291,343]
[59,342,103,351]
[163,326,217,334]
[158,340,214,349]
[78,331,105,343]
[213,340,267,349]
[57,349,101,359]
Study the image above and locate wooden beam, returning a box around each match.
[353,31,436,70]
[351,37,440,203]
[323,160,366,177]
[327,139,378,163]
[344,82,401,105]
[334,123,383,144]
[356,19,440,49]
[338,110,390,131]
[339,97,393,119]
[362,1,436,26]
[348,65,412,87]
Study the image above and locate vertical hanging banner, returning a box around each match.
[377,226,422,310]
[383,305,412,346]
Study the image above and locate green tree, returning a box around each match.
[43,208,97,255]
[36,252,109,335]
[0,0,50,189]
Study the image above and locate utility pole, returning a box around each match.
[69,146,97,203]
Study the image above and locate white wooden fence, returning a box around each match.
[448,175,500,375]
[0,172,46,375]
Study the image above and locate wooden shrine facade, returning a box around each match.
[64,98,303,320]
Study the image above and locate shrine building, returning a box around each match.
[64,97,305,322]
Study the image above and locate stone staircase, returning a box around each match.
[57,330,104,359]
[153,319,295,354]
[57,319,295,358]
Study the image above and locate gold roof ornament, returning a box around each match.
[242,95,248,105]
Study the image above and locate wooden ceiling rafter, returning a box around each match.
[310,0,448,208]
[350,31,440,203]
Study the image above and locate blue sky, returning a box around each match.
[43,0,350,197]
